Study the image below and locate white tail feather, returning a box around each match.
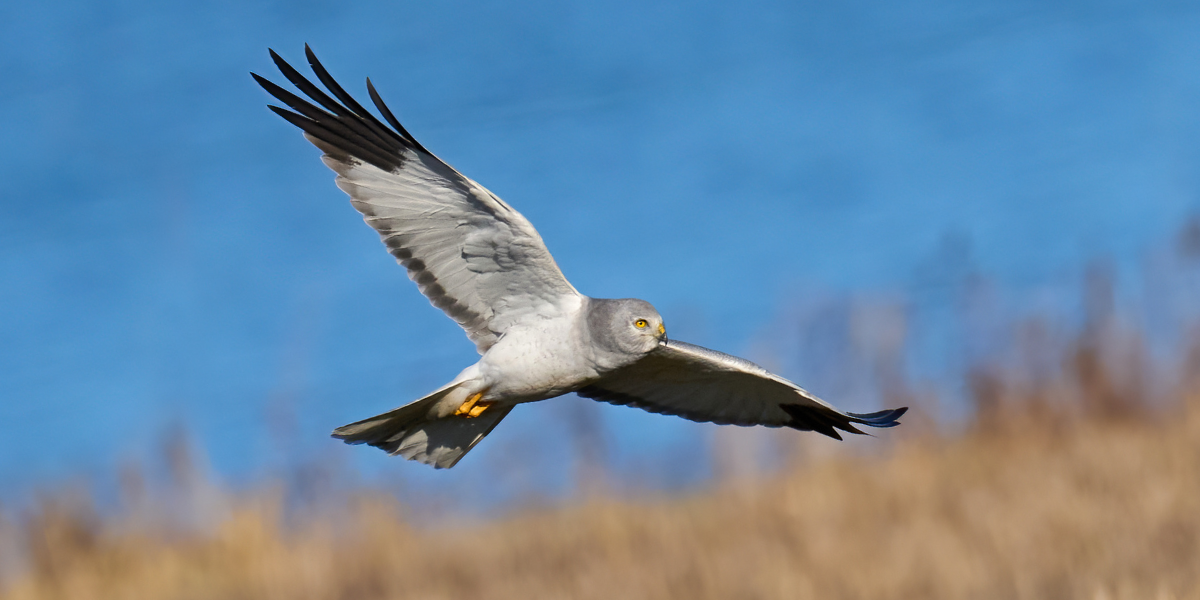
[332,382,512,469]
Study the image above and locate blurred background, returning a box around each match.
[2,0,1200,597]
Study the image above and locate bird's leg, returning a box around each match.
[453,390,494,418]
[453,392,482,416]
[468,401,494,417]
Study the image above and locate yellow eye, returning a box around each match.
[635,319,648,329]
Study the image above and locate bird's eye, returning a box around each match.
[635,319,648,329]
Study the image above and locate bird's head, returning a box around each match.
[587,297,667,359]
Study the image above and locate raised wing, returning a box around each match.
[253,46,579,353]
[578,340,907,439]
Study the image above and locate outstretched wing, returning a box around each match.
[578,340,907,440]
[253,46,580,353]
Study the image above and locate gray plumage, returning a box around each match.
[254,46,907,469]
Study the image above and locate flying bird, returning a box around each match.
[253,46,907,469]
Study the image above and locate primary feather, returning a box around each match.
[254,45,578,354]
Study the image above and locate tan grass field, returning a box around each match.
[3,389,1197,600]
[8,247,1200,600]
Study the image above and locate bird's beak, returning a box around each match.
[657,322,667,342]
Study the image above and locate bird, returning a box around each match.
[252,46,908,469]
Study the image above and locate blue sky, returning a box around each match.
[2,0,1199,505]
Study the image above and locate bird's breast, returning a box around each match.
[476,318,600,403]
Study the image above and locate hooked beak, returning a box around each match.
[657,322,668,343]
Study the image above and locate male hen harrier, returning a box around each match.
[253,46,907,469]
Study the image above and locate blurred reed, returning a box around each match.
[3,218,1199,599]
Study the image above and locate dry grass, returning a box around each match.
[2,391,1198,600]
[8,235,1200,599]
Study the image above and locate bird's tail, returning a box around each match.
[332,382,512,469]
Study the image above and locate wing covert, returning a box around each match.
[578,340,907,440]
[254,46,580,352]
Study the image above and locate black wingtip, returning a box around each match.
[365,76,431,154]
[256,46,427,173]
[780,404,845,440]
[250,71,276,92]
[268,48,289,72]
[781,404,908,441]
[847,406,909,428]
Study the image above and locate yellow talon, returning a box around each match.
[454,392,483,416]
[454,391,494,418]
